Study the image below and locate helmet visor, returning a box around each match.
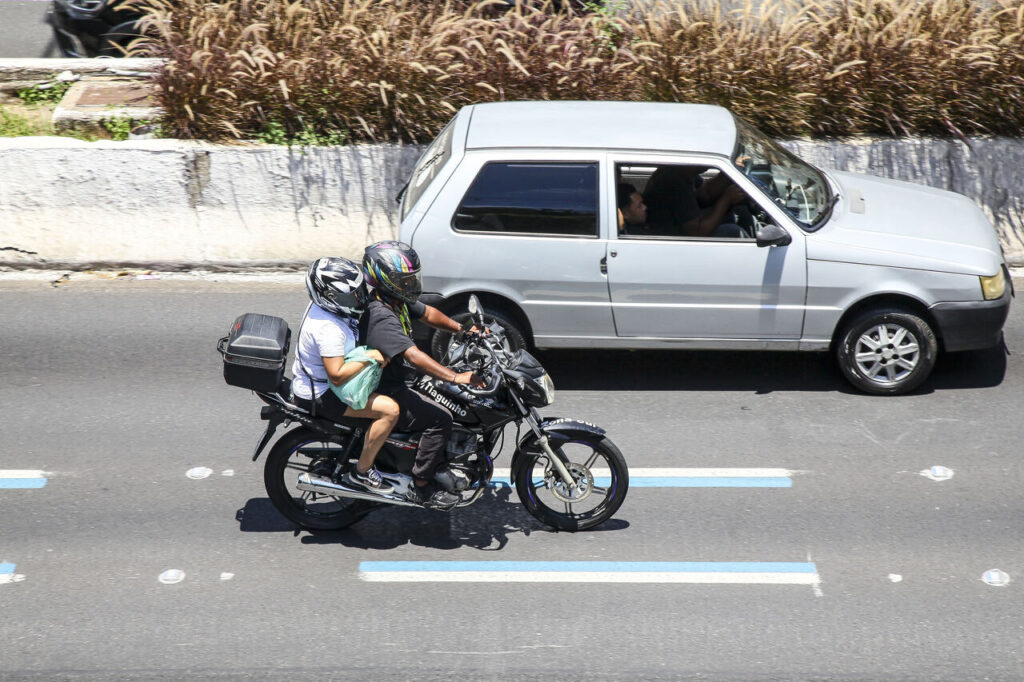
[388,270,422,302]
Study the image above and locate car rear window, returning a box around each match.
[453,162,599,237]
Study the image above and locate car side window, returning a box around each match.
[453,162,599,238]
[616,162,767,241]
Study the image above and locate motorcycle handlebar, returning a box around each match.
[456,365,502,398]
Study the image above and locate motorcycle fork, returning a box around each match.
[516,398,576,488]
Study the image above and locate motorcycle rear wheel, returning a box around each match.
[514,434,628,531]
[264,427,376,531]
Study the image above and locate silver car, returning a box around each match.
[398,101,1011,395]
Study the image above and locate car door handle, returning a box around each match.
[600,256,607,274]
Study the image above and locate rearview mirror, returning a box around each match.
[755,223,792,248]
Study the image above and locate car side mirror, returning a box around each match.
[755,223,792,248]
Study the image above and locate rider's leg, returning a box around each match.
[387,386,452,486]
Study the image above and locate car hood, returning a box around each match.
[807,170,1004,276]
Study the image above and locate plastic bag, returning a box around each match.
[330,346,382,410]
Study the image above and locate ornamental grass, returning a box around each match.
[132,0,1024,142]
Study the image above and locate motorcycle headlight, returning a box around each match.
[980,271,1006,300]
[539,373,555,406]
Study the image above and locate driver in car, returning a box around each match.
[643,165,749,238]
[359,240,483,510]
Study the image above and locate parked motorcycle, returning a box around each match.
[218,296,628,532]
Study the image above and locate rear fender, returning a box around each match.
[510,418,606,484]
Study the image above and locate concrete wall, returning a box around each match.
[0,137,421,269]
[1,135,1022,269]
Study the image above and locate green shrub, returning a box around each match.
[136,0,1024,142]
[0,108,40,136]
[16,81,72,106]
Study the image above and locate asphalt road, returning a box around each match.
[0,1,60,59]
[0,275,1021,681]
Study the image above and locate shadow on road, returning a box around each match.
[537,344,1008,394]
[236,487,630,551]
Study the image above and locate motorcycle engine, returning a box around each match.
[446,426,480,461]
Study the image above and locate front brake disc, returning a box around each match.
[546,463,594,503]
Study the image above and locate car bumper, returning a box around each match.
[930,284,1012,352]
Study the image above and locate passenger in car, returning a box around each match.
[643,165,749,238]
[616,182,652,236]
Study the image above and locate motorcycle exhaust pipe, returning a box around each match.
[295,472,421,508]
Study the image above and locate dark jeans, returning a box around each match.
[383,383,452,482]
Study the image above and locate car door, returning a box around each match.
[412,150,617,344]
[606,156,808,345]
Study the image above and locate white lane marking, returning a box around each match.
[0,470,47,478]
[186,467,213,480]
[221,470,235,477]
[158,569,186,584]
[982,569,1010,587]
[220,572,235,581]
[363,571,822,584]
[888,574,903,583]
[0,564,25,585]
[920,466,954,481]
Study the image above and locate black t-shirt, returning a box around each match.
[358,299,427,390]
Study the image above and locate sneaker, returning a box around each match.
[342,466,394,495]
[434,467,470,493]
[405,481,459,510]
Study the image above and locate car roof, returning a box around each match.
[462,101,738,156]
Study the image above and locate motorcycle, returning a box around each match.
[219,296,629,532]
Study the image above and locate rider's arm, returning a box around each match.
[420,305,462,334]
[401,346,477,385]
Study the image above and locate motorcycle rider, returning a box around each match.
[292,257,400,494]
[359,240,482,510]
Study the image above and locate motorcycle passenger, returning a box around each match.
[292,257,400,495]
[360,240,482,510]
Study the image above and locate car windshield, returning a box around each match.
[732,118,834,230]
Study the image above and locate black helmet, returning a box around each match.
[362,240,422,304]
[305,257,368,316]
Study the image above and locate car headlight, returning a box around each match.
[539,373,555,405]
[980,271,1006,300]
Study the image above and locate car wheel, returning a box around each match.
[430,307,528,363]
[836,308,938,395]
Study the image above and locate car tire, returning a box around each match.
[836,307,938,395]
[430,307,528,363]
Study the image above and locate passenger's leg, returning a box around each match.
[344,392,400,473]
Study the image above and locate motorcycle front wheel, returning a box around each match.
[514,434,628,532]
[263,427,376,531]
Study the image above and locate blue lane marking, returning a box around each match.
[487,477,791,489]
[361,561,817,573]
[0,563,15,575]
[0,478,47,489]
